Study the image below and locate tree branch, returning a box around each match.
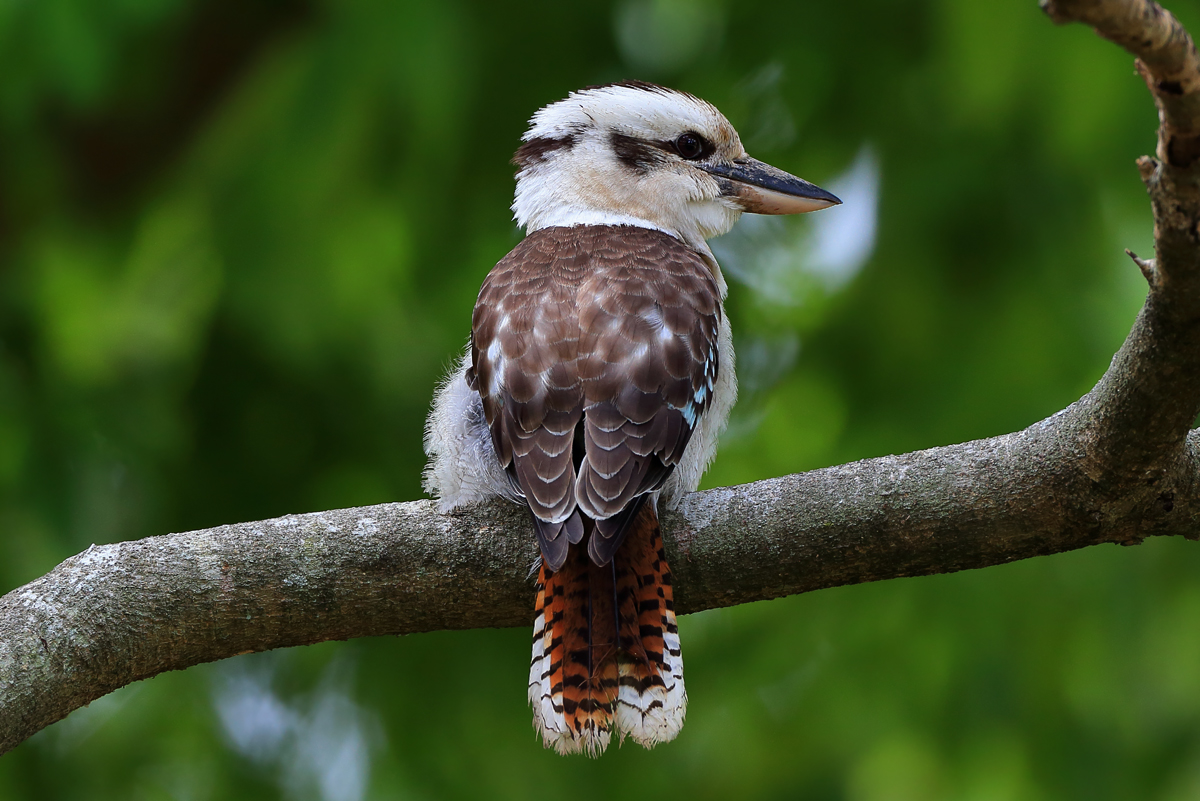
[4,0,1200,758]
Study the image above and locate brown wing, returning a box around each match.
[469,225,721,570]
[469,229,588,571]
[574,229,720,565]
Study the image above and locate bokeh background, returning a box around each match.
[3,0,1200,798]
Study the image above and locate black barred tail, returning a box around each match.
[528,504,686,755]
[612,503,685,744]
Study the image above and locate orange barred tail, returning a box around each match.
[529,543,620,756]
[528,503,686,756]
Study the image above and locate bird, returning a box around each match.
[423,81,839,756]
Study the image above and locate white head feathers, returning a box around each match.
[510,82,747,255]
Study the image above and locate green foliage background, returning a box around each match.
[3,0,1200,798]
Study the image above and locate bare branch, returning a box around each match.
[3,423,1200,756]
[1125,248,1158,284]
[1042,0,1200,477]
[1042,0,1200,165]
[4,0,1200,759]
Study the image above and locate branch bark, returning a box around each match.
[4,0,1200,758]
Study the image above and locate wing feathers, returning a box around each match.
[472,225,720,568]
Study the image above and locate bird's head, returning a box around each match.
[511,81,840,255]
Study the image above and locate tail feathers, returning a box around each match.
[614,513,685,746]
[529,503,686,756]
[529,564,568,742]
[530,547,617,756]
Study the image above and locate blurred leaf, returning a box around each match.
[31,198,221,385]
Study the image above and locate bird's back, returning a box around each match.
[468,224,721,568]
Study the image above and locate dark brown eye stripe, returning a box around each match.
[609,131,669,174]
[608,129,715,174]
[512,126,585,171]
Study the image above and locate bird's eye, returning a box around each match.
[675,133,705,160]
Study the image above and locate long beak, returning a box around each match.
[702,156,841,215]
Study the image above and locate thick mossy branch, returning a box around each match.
[4,0,1200,760]
[3,424,1200,755]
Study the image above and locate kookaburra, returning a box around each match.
[424,81,839,756]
